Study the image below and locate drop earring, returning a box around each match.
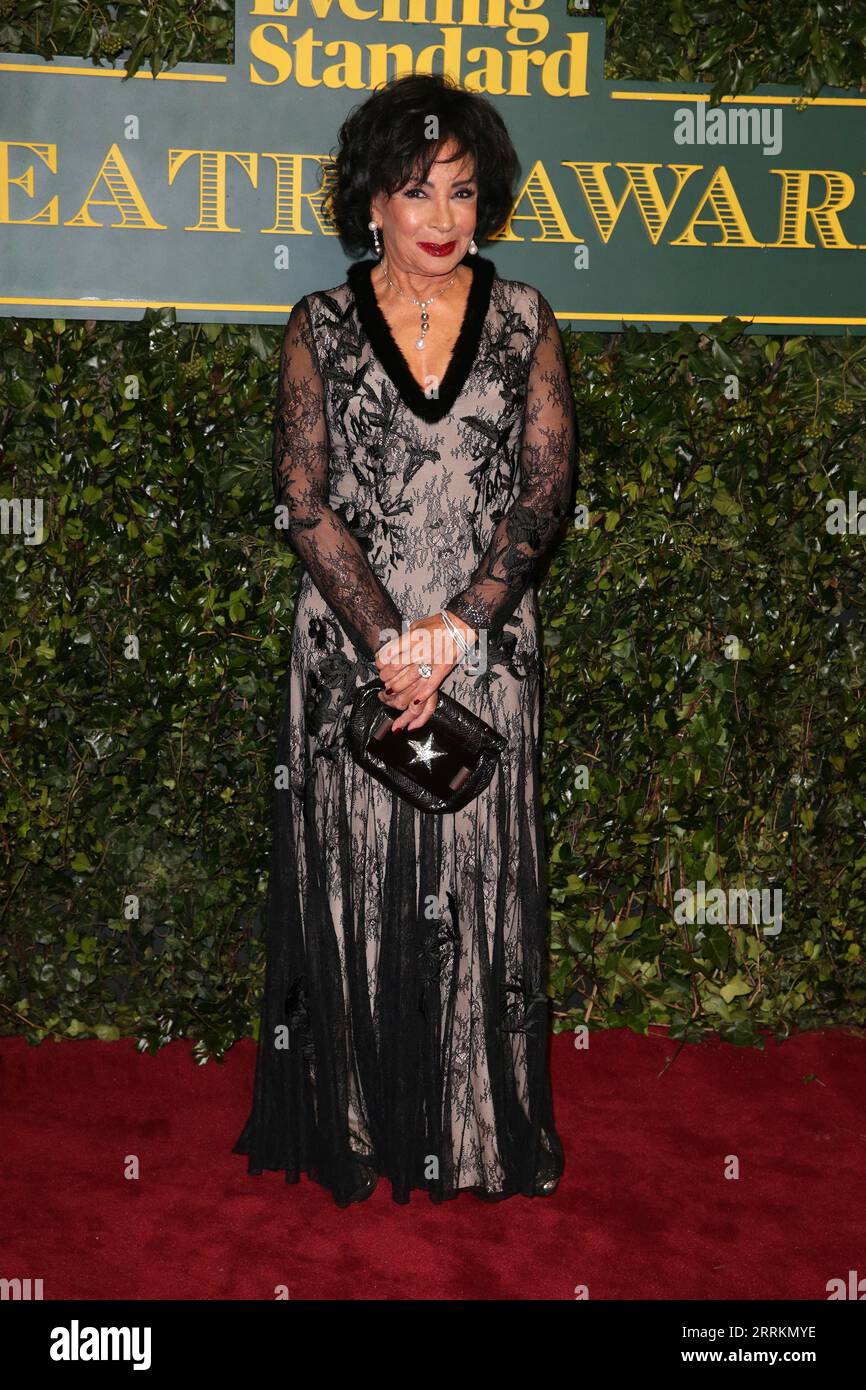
[468,238,478,255]
[368,220,382,257]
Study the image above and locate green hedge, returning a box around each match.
[546,320,865,1043]
[1,3,865,1054]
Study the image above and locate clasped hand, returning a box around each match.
[373,615,463,733]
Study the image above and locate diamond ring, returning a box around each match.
[417,662,433,678]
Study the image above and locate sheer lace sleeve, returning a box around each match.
[273,297,404,662]
[444,290,575,641]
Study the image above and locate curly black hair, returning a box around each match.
[322,72,520,258]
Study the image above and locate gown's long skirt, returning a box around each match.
[233,571,565,1207]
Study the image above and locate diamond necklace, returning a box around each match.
[381,261,456,351]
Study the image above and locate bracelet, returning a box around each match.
[440,608,474,667]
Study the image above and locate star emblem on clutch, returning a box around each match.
[407,733,445,768]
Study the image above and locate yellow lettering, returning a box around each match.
[505,0,548,47]
[464,45,507,94]
[321,40,367,90]
[0,142,58,225]
[367,42,415,87]
[498,159,580,243]
[294,27,325,86]
[167,151,257,233]
[505,45,533,97]
[65,144,166,229]
[541,31,588,97]
[669,165,762,247]
[261,153,337,234]
[417,27,466,83]
[250,0,521,31]
[249,24,294,86]
[767,169,859,249]
[252,0,376,22]
[340,0,379,19]
[564,162,702,244]
[379,0,502,25]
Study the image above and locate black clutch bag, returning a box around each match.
[345,677,507,814]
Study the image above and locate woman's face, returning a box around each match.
[370,140,478,276]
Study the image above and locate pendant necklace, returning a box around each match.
[381,262,456,350]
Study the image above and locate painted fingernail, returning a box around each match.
[413,698,421,704]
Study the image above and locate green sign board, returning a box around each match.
[2,1,865,332]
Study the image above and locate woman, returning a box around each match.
[233,72,576,1207]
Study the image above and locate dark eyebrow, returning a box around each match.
[413,175,476,188]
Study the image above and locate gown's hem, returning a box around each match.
[231,1140,564,1208]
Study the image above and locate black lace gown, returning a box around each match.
[233,254,576,1206]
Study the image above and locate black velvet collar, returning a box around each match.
[346,254,496,424]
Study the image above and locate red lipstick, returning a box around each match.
[417,240,456,257]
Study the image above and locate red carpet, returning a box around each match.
[1,1026,863,1300]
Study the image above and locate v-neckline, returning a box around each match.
[347,254,496,424]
